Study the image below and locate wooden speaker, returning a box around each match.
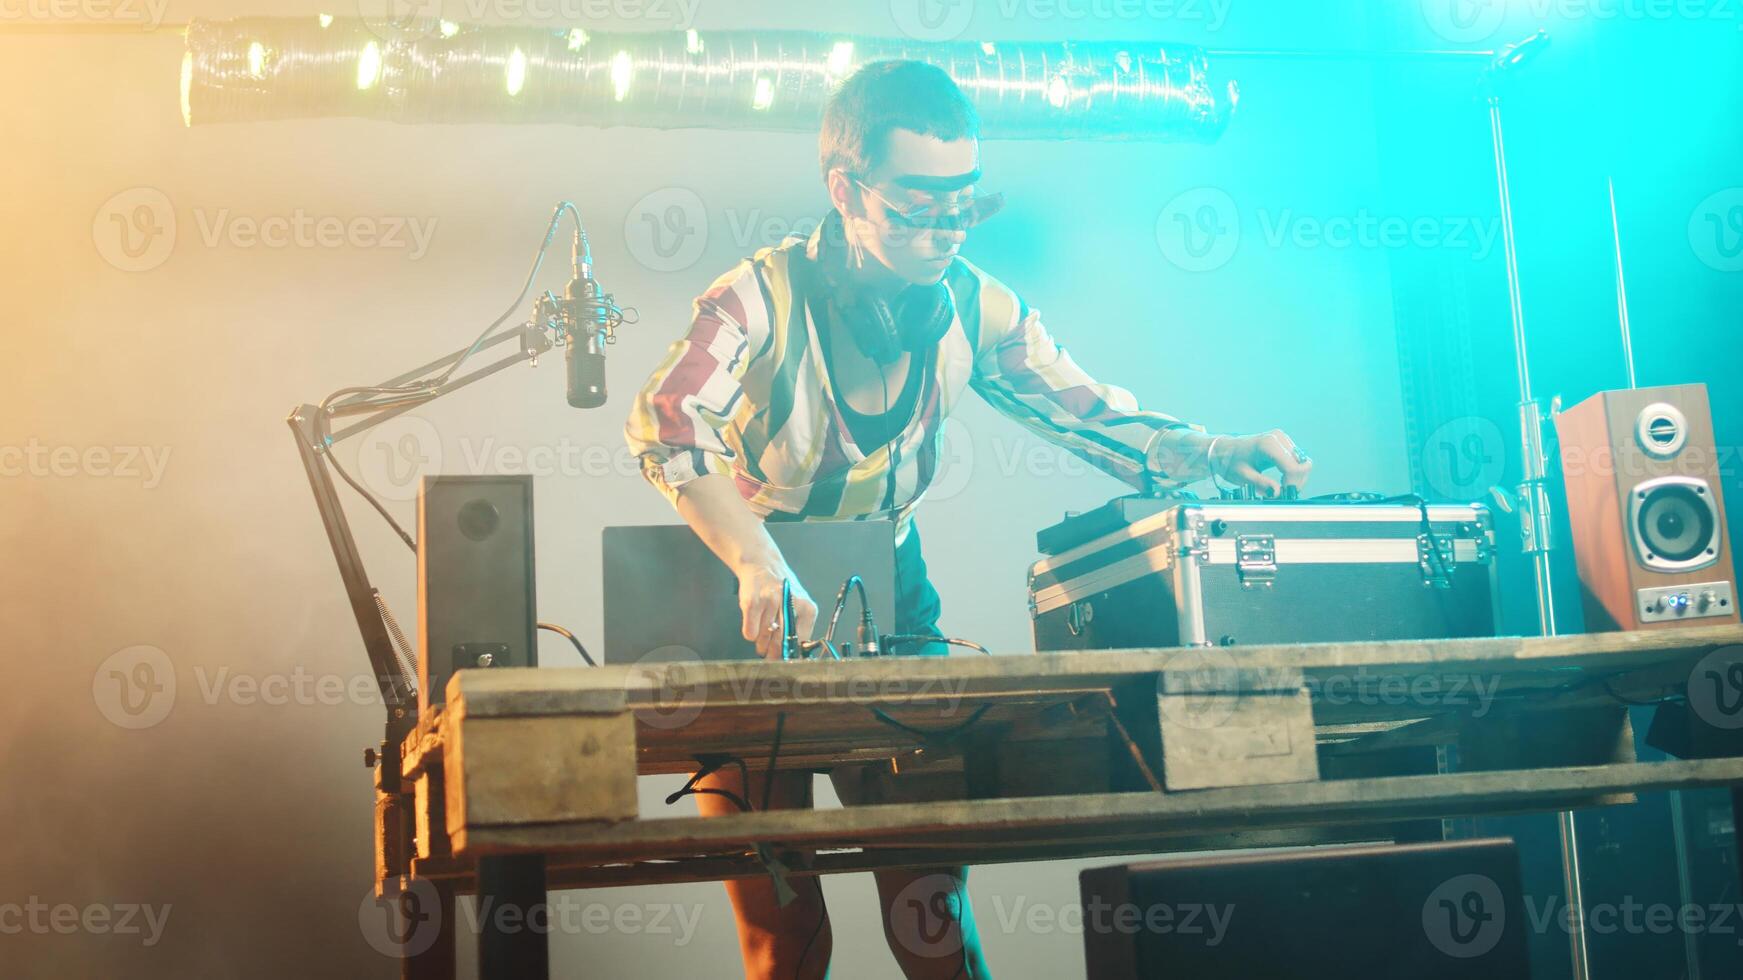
[1555,384,1738,631]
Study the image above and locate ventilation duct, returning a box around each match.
[181,18,1237,141]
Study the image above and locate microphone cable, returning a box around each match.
[316,202,625,551]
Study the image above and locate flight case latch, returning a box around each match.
[1236,534,1277,590]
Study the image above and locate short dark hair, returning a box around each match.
[818,60,980,180]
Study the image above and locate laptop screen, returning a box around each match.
[601,521,898,664]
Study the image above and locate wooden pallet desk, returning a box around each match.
[378,624,1743,977]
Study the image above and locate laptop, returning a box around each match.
[602,521,898,663]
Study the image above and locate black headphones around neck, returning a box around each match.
[815,211,956,366]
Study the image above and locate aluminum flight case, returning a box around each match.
[1029,497,1500,650]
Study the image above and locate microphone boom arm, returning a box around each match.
[286,202,608,749]
[288,317,556,742]
[319,320,554,441]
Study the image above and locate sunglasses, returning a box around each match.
[852,176,1006,232]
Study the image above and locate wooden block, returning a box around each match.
[1160,687,1319,791]
[414,772,451,862]
[374,784,410,888]
[444,713,638,841]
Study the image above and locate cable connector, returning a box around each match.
[856,604,881,658]
[826,575,880,656]
[780,579,798,662]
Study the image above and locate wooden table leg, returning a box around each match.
[403,880,456,980]
[478,854,548,980]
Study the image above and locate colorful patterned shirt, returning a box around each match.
[624,222,1199,539]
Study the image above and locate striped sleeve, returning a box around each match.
[965,268,1197,489]
[624,261,768,506]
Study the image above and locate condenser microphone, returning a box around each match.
[564,230,611,409]
[565,280,609,409]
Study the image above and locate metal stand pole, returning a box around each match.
[1607,177,1639,391]
[1488,90,1591,980]
[1488,95,1559,641]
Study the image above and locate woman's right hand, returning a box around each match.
[737,564,819,660]
[668,473,821,660]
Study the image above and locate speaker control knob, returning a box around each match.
[1700,590,1718,612]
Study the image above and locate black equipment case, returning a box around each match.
[1029,497,1500,650]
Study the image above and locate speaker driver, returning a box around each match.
[1631,476,1720,571]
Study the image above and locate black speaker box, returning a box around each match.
[417,475,537,710]
[1079,839,1531,979]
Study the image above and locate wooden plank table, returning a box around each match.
[377,624,1743,977]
